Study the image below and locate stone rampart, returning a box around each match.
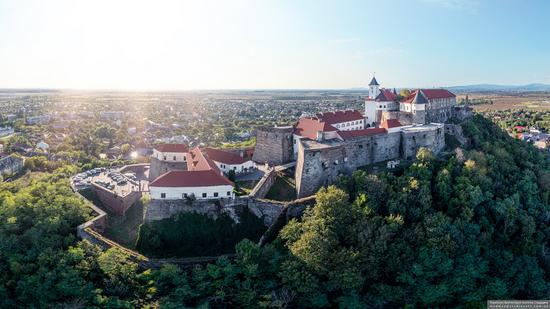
[248,168,277,198]
[295,124,445,197]
[143,196,286,226]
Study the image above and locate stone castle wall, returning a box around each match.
[401,125,445,159]
[252,126,294,165]
[248,168,277,198]
[295,124,445,197]
[426,107,452,123]
[92,183,142,215]
[143,196,287,226]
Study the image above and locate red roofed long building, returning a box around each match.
[149,145,235,200]
[203,147,256,174]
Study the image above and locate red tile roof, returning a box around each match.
[337,128,386,140]
[316,110,364,124]
[154,143,189,153]
[380,119,403,129]
[375,89,397,102]
[294,117,337,139]
[149,170,233,187]
[421,89,456,99]
[401,89,455,103]
[204,147,248,165]
[186,147,220,173]
[150,146,234,188]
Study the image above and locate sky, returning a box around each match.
[0,0,549,90]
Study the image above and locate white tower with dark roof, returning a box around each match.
[368,75,380,99]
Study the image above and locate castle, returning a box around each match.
[254,76,472,197]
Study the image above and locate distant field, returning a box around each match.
[457,92,550,111]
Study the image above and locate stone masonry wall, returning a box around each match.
[401,125,445,159]
[252,126,294,165]
[93,183,142,215]
[295,132,402,198]
[426,107,453,123]
[248,168,277,198]
[144,196,286,226]
[295,125,445,197]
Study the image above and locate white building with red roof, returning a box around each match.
[364,75,400,126]
[153,143,189,163]
[203,147,256,174]
[363,75,457,125]
[149,146,235,200]
[399,89,456,123]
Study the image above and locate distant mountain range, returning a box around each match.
[445,83,550,93]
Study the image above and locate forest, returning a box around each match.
[0,115,548,308]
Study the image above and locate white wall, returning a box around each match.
[150,184,235,200]
[153,149,187,162]
[364,100,377,126]
[331,119,364,131]
[213,160,256,174]
[368,85,380,99]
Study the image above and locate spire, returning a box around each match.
[412,90,428,104]
[368,75,379,86]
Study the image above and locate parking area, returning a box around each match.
[92,170,140,197]
[72,167,148,195]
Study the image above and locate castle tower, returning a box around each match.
[252,126,294,166]
[368,75,380,100]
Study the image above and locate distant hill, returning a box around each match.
[446,83,550,93]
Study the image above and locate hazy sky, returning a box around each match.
[1,0,549,90]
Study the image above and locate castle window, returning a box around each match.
[173,156,176,161]
[359,144,363,149]
[161,193,166,199]
[202,193,207,198]
[214,192,219,197]
[163,156,167,160]
[183,193,188,198]
[227,191,231,196]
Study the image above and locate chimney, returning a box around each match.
[316,131,324,142]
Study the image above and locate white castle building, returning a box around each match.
[364,75,457,126]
